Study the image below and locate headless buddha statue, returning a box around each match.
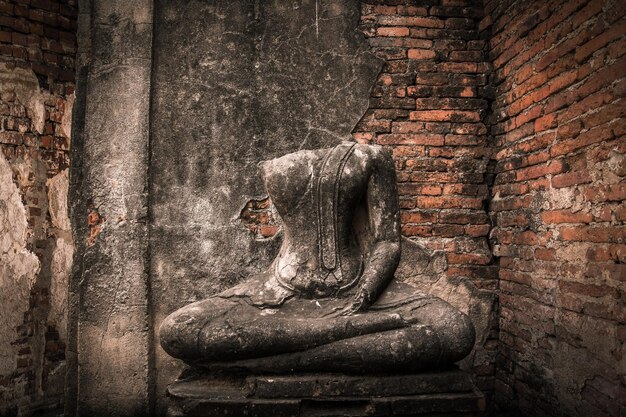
[159,142,475,373]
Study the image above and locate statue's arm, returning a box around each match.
[349,146,401,312]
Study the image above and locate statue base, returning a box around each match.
[166,368,486,417]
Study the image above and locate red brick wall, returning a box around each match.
[0,0,77,414]
[0,0,75,86]
[483,0,625,415]
[356,0,498,399]
[357,1,493,285]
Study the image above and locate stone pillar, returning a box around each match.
[66,0,154,415]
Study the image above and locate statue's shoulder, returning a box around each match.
[352,143,394,166]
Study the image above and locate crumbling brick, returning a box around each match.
[0,0,77,414]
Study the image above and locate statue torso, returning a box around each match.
[260,142,372,298]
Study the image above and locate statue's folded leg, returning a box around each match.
[204,301,475,374]
[160,290,475,371]
[370,281,476,365]
[159,296,408,364]
[159,297,239,361]
[206,324,442,374]
[400,297,476,364]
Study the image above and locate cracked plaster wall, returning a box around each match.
[0,69,74,415]
[148,1,382,413]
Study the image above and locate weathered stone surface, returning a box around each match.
[150,0,382,410]
[166,370,486,417]
[66,0,154,415]
[248,372,476,398]
[396,238,495,372]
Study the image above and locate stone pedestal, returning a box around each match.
[166,369,486,417]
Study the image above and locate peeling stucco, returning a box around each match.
[60,93,75,140]
[0,152,40,375]
[0,63,49,135]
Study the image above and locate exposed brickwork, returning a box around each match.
[240,197,281,240]
[0,0,76,87]
[356,0,494,289]
[356,0,497,401]
[483,0,625,416]
[0,0,77,414]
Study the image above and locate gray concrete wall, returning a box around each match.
[149,0,381,412]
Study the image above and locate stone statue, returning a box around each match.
[159,142,475,373]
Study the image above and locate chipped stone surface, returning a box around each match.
[167,371,485,416]
[0,153,40,374]
[396,238,495,372]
